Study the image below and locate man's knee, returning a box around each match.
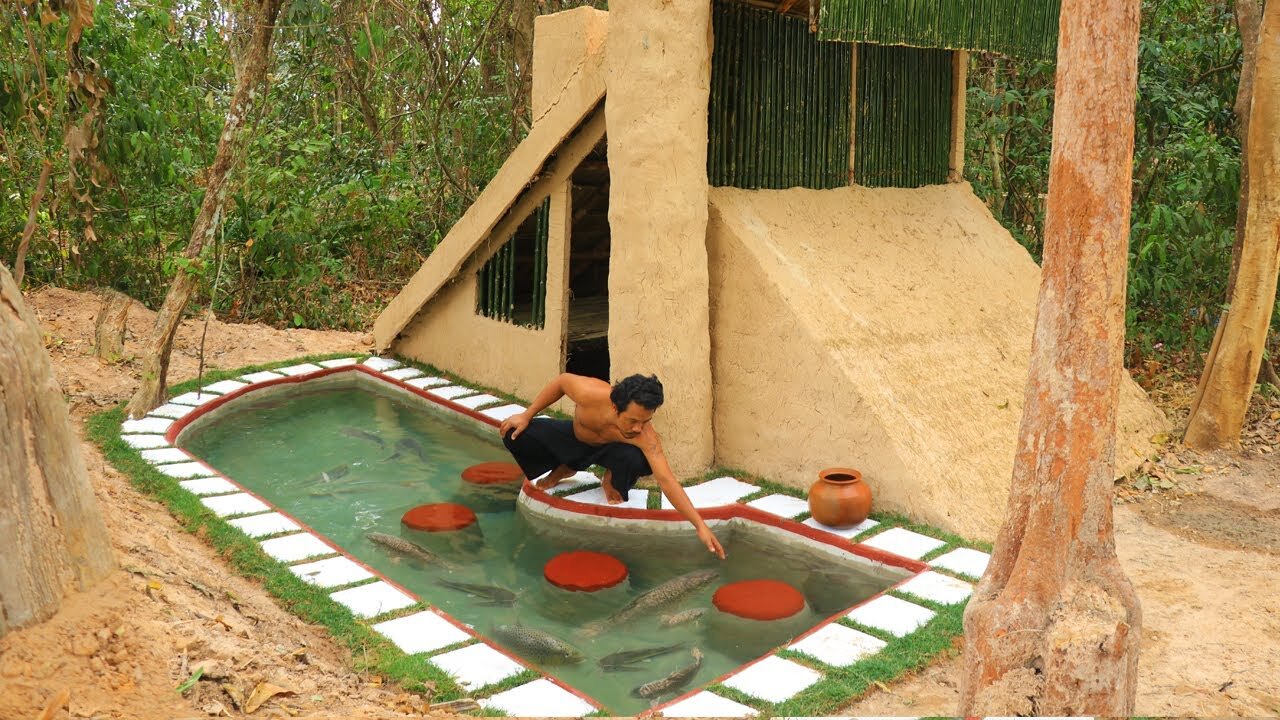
[611,445,652,477]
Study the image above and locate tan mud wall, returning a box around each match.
[394,182,572,404]
[532,8,608,121]
[707,184,1168,542]
[604,0,715,477]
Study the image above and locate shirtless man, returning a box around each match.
[499,373,726,559]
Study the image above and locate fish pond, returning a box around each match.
[179,373,903,714]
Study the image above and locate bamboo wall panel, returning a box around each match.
[818,0,1060,61]
[476,198,551,327]
[853,44,952,188]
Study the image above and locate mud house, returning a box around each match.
[373,0,1166,541]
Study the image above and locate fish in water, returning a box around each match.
[366,532,453,568]
[658,608,707,628]
[491,624,583,665]
[395,437,430,463]
[436,579,517,607]
[312,463,350,483]
[583,569,719,636]
[598,642,687,672]
[340,427,385,447]
[631,648,703,699]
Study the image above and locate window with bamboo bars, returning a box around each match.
[853,44,953,189]
[707,1,853,190]
[818,0,1060,61]
[476,198,551,328]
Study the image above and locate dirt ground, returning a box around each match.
[3,286,1280,718]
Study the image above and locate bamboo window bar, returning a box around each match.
[476,197,551,328]
[853,44,953,189]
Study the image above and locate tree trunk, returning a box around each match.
[958,0,1143,715]
[1184,2,1280,450]
[126,0,287,418]
[1,262,114,637]
[93,288,132,361]
[13,159,52,289]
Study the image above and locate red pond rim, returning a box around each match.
[401,502,477,532]
[712,578,806,621]
[544,550,629,592]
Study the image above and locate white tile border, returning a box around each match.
[329,581,416,619]
[897,570,974,605]
[930,547,992,579]
[788,622,887,667]
[427,642,525,689]
[478,678,596,717]
[121,434,170,449]
[178,477,241,496]
[227,512,301,538]
[200,493,271,518]
[260,532,337,563]
[318,357,359,368]
[382,367,425,381]
[238,371,283,384]
[140,447,193,465]
[858,527,947,560]
[277,362,324,377]
[722,655,822,703]
[373,611,473,655]
[203,379,251,394]
[660,691,758,717]
[846,594,936,637]
[289,556,375,588]
[362,356,401,371]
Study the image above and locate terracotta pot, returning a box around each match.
[808,468,872,528]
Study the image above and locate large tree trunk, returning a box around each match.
[1,262,114,636]
[1184,0,1279,449]
[126,0,288,418]
[957,0,1143,715]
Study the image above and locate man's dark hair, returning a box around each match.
[610,374,664,413]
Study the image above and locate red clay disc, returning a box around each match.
[401,503,477,532]
[544,551,628,592]
[461,462,525,485]
[713,579,806,620]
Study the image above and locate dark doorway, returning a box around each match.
[565,137,611,381]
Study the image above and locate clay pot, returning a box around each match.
[808,468,872,528]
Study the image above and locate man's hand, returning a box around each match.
[499,411,532,440]
[698,526,726,560]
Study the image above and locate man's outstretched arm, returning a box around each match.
[637,428,726,560]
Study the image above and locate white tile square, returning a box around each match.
[847,594,936,637]
[329,581,416,618]
[148,403,195,420]
[660,691,758,717]
[562,485,650,510]
[200,493,271,518]
[382,367,424,381]
[277,362,324,377]
[362,356,402,371]
[931,548,992,579]
[228,512,301,538]
[373,611,473,655]
[427,385,477,400]
[290,556,375,588]
[121,434,170,450]
[480,403,526,422]
[897,571,974,605]
[661,476,757,509]
[121,416,173,434]
[859,527,947,560]
[318,357,359,368]
[168,392,220,407]
[156,461,218,479]
[203,379,251,394]
[141,447,194,465]
[532,469,599,493]
[260,533,336,563]
[746,494,810,518]
[428,642,524,688]
[802,516,881,539]
[788,622,887,666]
[237,371,282,384]
[179,477,240,496]
[478,679,596,717]
[722,655,821,703]
[405,376,451,389]
[452,393,501,410]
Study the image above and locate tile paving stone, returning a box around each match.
[121,416,173,434]
[200,493,271,518]
[318,357,359,368]
[260,533,337,563]
[479,403,525,422]
[178,478,241,496]
[203,379,252,394]
[801,516,880,539]
[659,691,758,718]
[858,527,947,560]
[405,376,451,389]
[382,367,425,381]
[426,385,477,400]
[362,356,402,371]
[534,469,598,494]
[930,547,992,579]
[562,485,650,510]
[788,622,887,666]
[451,393,501,410]
[372,611,473,655]
[147,403,195,419]
[121,434,170,449]
[897,570,974,605]
[722,655,822,703]
[329,581,416,619]
[169,391,221,406]
[289,556,375,588]
[237,371,283,384]
[277,362,324,377]
[745,493,811,518]
[140,447,194,465]
[661,476,757,510]
[155,462,218,479]
[228,512,301,538]
[478,679,596,717]
[427,642,525,688]
[846,594,936,637]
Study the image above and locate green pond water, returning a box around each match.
[179,373,899,714]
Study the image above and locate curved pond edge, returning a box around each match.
[108,354,993,718]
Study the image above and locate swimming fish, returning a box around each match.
[598,642,687,672]
[631,648,703,699]
[365,532,451,568]
[491,624,583,665]
[340,427,385,447]
[658,608,707,628]
[583,569,719,636]
[436,579,517,607]
[312,463,350,484]
[395,437,430,463]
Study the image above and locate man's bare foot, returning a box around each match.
[535,464,574,490]
[601,471,623,504]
